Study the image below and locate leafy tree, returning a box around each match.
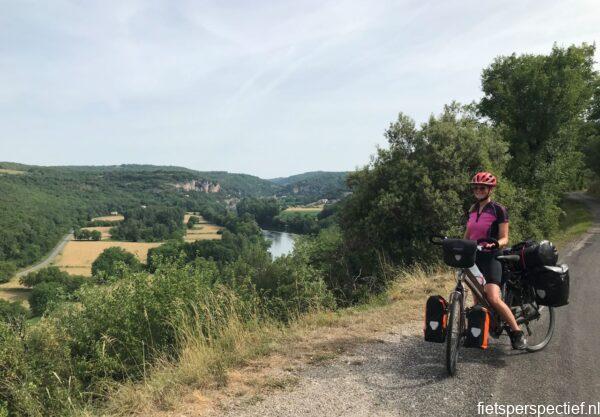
[480,43,597,189]
[29,281,67,316]
[236,197,281,227]
[20,267,85,292]
[91,247,142,279]
[90,230,102,241]
[187,215,200,229]
[339,104,511,283]
[0,262,16,284]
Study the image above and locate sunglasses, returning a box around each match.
[471,185,489,192]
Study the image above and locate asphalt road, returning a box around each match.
[14,231,73,278]
[0,231,72,303]
[218,195,600,417]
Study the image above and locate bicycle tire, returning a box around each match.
[525,306,555,352]
[445,291,463,376]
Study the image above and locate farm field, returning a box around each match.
[283,205,324,213]
[52,241,161,276]
[79,226,112,240]
[0,168,25,175]
[92,214,124,222]
[0,280,30,306]
[184,212,223,242]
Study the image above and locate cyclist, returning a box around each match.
[465,172,527,350]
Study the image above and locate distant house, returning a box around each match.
[110,211,118,216]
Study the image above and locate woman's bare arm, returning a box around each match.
[498,222,509,248]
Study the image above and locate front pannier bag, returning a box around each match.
[464,305,490,349]
[424,295,448,343]
[442,239,477,268]
[530,264,570,307]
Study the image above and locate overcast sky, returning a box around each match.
[1,1,599,178]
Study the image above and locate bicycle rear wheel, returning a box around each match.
[446,291,463,376]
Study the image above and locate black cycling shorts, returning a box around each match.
[475,250,502,286]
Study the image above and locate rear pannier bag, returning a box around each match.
[513,240,558,270]
[464,305,490,349]
[424,295,448,343]
[442,239,477,268]
[530,264,570,307]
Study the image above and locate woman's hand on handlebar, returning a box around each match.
[476,237,499,250]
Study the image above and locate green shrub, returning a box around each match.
[91,247,142,279]
[0,299,29,324]
[29,282,68,316]
[0,261,16,284]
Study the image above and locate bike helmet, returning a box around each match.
[470,172,497,187]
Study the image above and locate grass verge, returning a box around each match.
[84,265,453,417]
[553,197,594,248]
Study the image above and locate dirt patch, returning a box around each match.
[92,214,125,222]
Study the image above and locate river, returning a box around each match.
[262,230,297,258]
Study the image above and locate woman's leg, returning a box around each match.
[484,283,520,331]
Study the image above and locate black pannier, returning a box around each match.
[464,305,490,349]
[424,295,448,343]
[512,240,558,270]
[529,264,570,307]
[442,239,477,268]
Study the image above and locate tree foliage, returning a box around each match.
[91,247,142,279]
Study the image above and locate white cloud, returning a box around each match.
[0,0,599,177]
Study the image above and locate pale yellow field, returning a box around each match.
[92,214,124,222]
[0,168,24,175]
[78,226,112,240]
[283,205,324,213]
[0,280,30,306]
[53,241,161,276]
[183,212,209,224]
[183,213,223,242]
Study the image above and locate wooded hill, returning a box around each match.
[0,164,349,277]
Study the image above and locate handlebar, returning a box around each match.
[476,237,499,250]
[429,235,446,246]
[429,235,500,251]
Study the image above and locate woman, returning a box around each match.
[464,172,526,350]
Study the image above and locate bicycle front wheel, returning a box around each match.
[524,305,555,352]
[446,291,463,376]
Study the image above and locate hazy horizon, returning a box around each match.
[1,1,599,177]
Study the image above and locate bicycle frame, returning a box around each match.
[453,264,491,311]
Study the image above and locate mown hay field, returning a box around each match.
[0,280,30,305]
[78,226,112,240]
[0,168,25,175]
[92,214,124,222]
[53,241,161,276]
[184,212,223,242]
[283,205,324,213]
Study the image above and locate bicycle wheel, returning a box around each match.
[524,305,555,352]
[445,291,463,376]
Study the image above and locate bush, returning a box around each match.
[0,299,29,323]
[339,104,511,286]
[0,261,16,284]
[187,215,200,229]
[91,247,142,279]
[29,282,68,316]
[20,266,85,292]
